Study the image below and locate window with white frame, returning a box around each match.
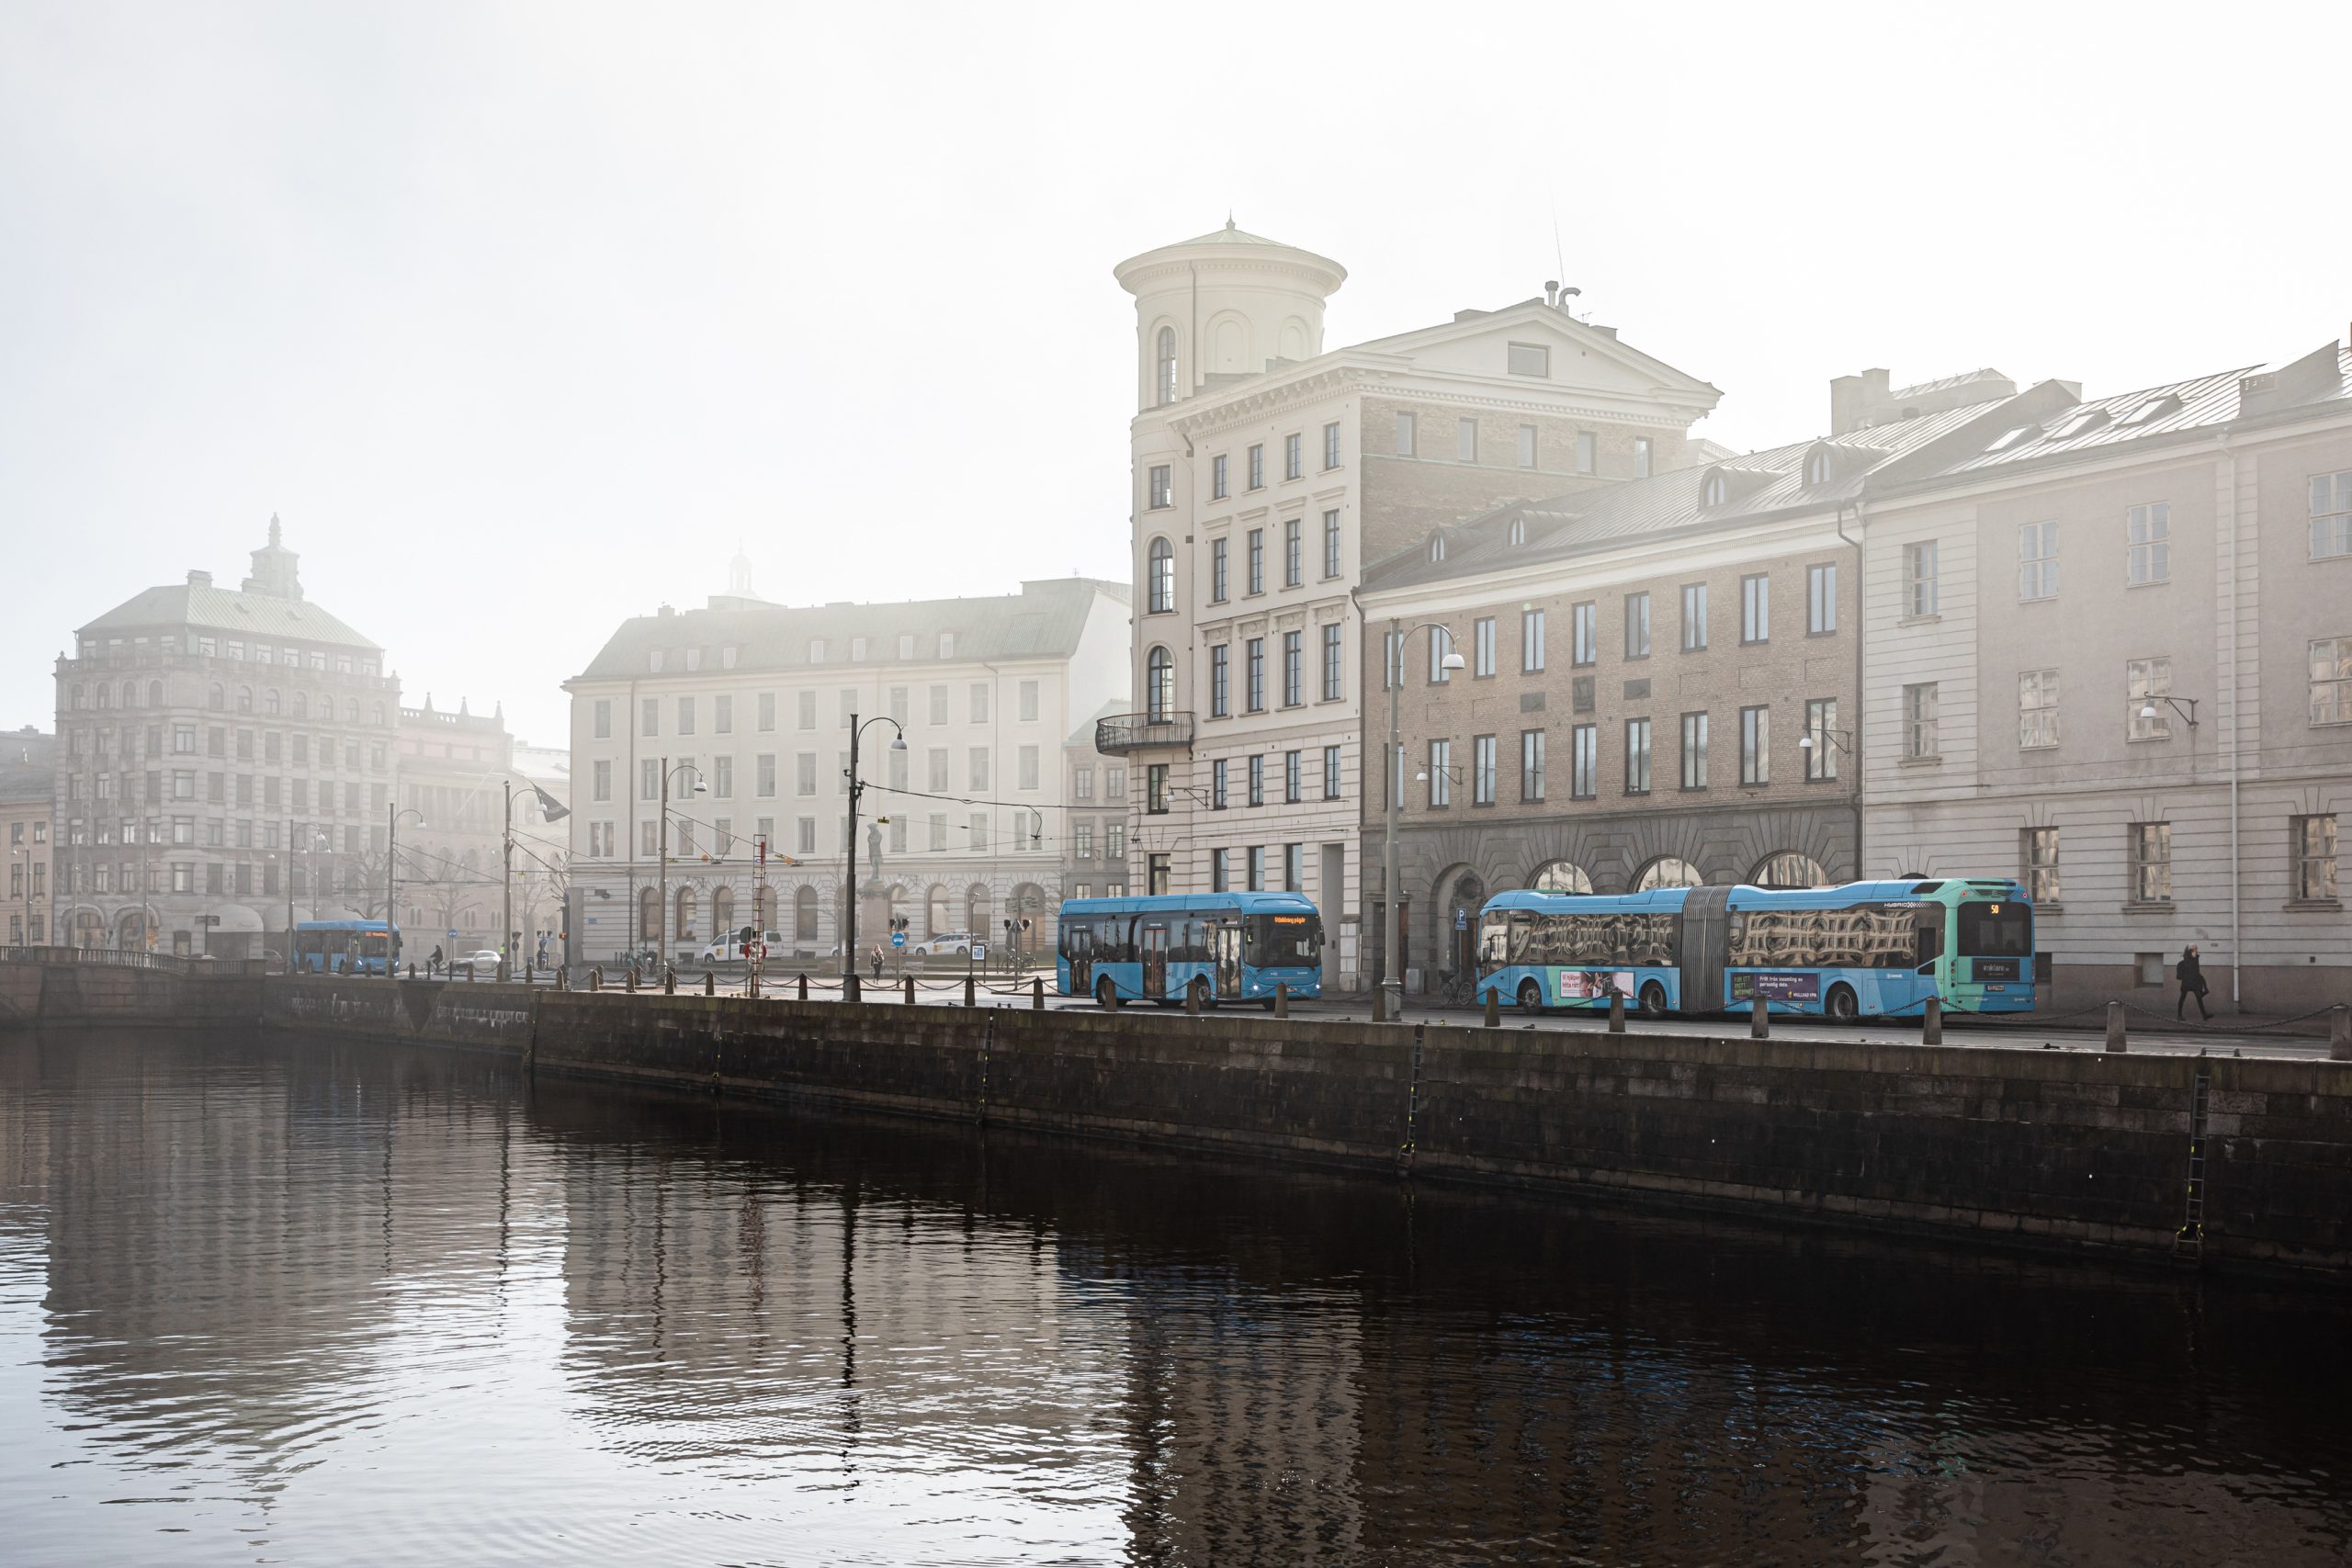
[1804,698,1838,781]
[1427,739,1452,807]
[2312,471,2352,559]
[1323,423,1341,469]
[1623,592,1649,659]
[1148,537,1174,613]
[2020,669,2061,749]
[1283,432,1302,481]
[2312,637,2352,725]
[1429,626,1455,683]
[2126,658,2173,740]
[1634,436,1652,477]
[1807,562,1837,634]
[1457,417,1477,462]
[2021,826,2061,904]
[1156,326,1177,405]
[1507,342,1550,378]
[1472,734,1496,805]
[1474,617,1496,677]
[2128,502,2170,584]
[1903,682,1939,759]
[1572,724,1597,798]
[1741,574,1770,643]
[1577,431,1597,474]
[2018,521,2057,600]
[1573,602,1597,665]
[1623,718,1651,794]
[1739,705,1769,785]
[1521,728,1545,801]
[1517,424,1538,468]
[2129,821,2172,904]
[1680,584,1707,651]
[2294,813,2338,901]
[1148,465,1171,509]
[1906,541,1939,616]
[1323,511,1341,577]
[1522,607,1545,671]
[1212,453,1227,500]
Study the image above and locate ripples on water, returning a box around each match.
[2,1031,2348,1566]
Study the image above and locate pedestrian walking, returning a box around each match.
[868,944,884,983]
[2176,944,2211,1021]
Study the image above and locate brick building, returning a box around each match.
[3,728,55,946]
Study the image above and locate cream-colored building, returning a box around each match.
[3,728,55,946]
[563,565,1127,966]
[1108,220,1720,987]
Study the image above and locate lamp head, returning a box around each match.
[1415,770,1430,782]
[888,735,908,751]
[693,779,707,794]
[1440,651,1467,672]
[2140,704,2159,720]
[1797,735,1813,749]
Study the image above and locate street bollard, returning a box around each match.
[2330,1005,2351,1062]
[1185,980,1201,1015]
[964,976,976,1008]
[797,973,808,1002]
[904,976,914,1006]
[626,966,638,993]
[704,970,715,997]
[1483,987,1499,1029]
[663,965,676,995]
[1275,982,1290,1019]
[2105,1000,2128,1053]
[1750,997,1770,1039]
[557,967,568,993]
[1032,976,1044,1010]
[1608,992,1626,1034]
[1373,987,1389,1023]
[589,967,602,992]
[1922,995,1942,1044]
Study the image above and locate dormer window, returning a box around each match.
[1507,517,1525,546]
[808,638,824,664]
[1702,474,1728,507]
[2051,408,2112,440]
[1987,423,2039,452]
[650,649,664,673]
[2124,394,2182,427]
[1430,535,1447,562]
[1805,450,1832,486]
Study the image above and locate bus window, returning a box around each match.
[1956,901,2029,958]
[1246,913,1321,967]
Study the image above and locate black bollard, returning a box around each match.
[797,973,808,1002]
[1750,996,1770,1039]
[1608,991,1625,1033]
[626,966,638,993]
[904,975,914,1006]
[1032,976,1044,1010]
[964,975,976,1008]
[704,970,715,997]
[2105,1001,2128,1053]
[663,965,675,996]
[1922,995,1942,1044]
[1274,982,1289,1020]
[2333,1005,2352,1062]
[1372,986,1388,1023]
[1483,987,1500,1029]
[1185,980,1201,1015]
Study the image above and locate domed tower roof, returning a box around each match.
[1114,219,1347,410]
[1113,216,1346,297]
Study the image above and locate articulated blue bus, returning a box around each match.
[1057,892,1324,1008]
[1475,878,2034,1021]
[292,918,401,976]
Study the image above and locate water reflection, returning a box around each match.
[2,1031,2347,1566]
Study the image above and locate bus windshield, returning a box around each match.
[1245,913,1322,967]
[1956,901,2031,958]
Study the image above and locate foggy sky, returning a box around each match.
[4,0,2346,748]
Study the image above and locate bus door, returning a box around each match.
[1140,923,1170,998]
[1066,924,1093,994]
[1215,922,1242,996]
[1913,903,1947,1008]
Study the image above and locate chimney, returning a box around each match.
[1544,280,1559,307]
[1828,368,1892,435]
[187,570,212,588]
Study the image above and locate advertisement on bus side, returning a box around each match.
[1729,971,1821,1003]
[1556,970,1635,1002]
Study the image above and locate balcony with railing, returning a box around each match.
[1095,711,1194,755]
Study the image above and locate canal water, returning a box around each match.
[3,1032,2348,1567]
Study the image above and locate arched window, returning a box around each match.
[206,683,222,711]
[70,684,85,710]
[1429,535,1447,562]
[1751,852,1831,889]
[345,699,359,723]
[147,681,163,706]
[292,692,307,718]
[1507,517,1525,546]
[1145,646,1174,720]
[121,682,137,708]
[794,885,820,942]
[1806,450,1832,486]
[1148,537,1175,614]
[927,884,952,937]
[1531,860,1594,895]
[1702,474,1727,507]
[675,887,696,942]
[967,884,993,938]
[95,684,109,710]
[712,886,734,940]
[1156,325,1178,407]
[372,704,386,727]
[1634,856,1704,892]
[639,886,661,945]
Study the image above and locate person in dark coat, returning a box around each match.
[2175,944,2211,1021]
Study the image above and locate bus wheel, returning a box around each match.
[1639,981,1668,1019]
[1826,985,1860,1022]
[1189,976,1215,1011]
[1517,979,1544,1014]
[1094,976,1118,1010]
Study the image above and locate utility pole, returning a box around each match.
[842,713,907,1002]
[501,780,513,983]
[1384,617,1464,1016]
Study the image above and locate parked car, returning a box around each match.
[910,931,975,958]
[454,948,504,978]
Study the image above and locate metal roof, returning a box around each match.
[78,581,380,650]
[0,730,56,805]
[1942,364,2256,474]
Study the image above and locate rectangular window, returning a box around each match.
[2312,471,2352,559]
[2128,502,2170,584]
[1456,417,1477,462]
[1248,754,1264,807]
[1739,705,1770,785]
[2294,814,2339,901]
[970,682,989,723]
[2312,637,2352,725]
[1807,562,1838,635]
[842,687,857,726]
[1247,529,1264,594]
[1246,638,1265,712]
[1904,682,1940,759]
[1804,698,1838,781]
[1210,848,1228,892]
[1472,734,1497,805]
[1521,607,1545,671]
[1520,728,1545,802]
[1428,739,1453,807]
[1623,718,1651,795]
[2018,522,2058,600]
[1680,712,1710,789]
[796,752,817,795]
[1248,444,1264,490]
[1246,846,1265,892]
[1019,745,1039,790]
[1323,744,1341,800]
[1680,584,1708,651]
[1283,432,1302,481]
[2127,658,2174,739]
[2130,821,2173,904]
[1907,541,1939,616]
[1282,631,1303,706]
[1623,592,1650,659]
[2019,670,2061,749]
[1474,617,1497,677]
[1323,510,1341,578]
[1429,625,1455,683]
[758,692,776,732]
[712,755,734,798]
[1210,645,1230,716]
[1074,765,1094,801]
[802,690,820,729]
[1634,436,1653,477]
[1517,424,1538,468]
[593,700,612,739]
[591,760,612,802]
[713,694,732,734]
[808,637,825,665]
[927,749,948,791]
[1324,422,1341,469]
[1572,724,1598,799]
[1575,430,1597,475]
[641,697,659,737]
[1210,536,1229,602]
[1211,758,1228,809]
[968,747,989,790]
[1507,342,1550,378]
[1212,453,1228,500]
[641,759,660,800]
[756,753,776,796]
[970,813,989,851]
[928,814,946,851]
[1148,465,1171,508]
[1572,602,1597,666]
[2021,827,2062,904]
[1741,574,1770,643]
[1018,680,1038,722]
[1321,623,1342,702]
[1283,843,1304,893]
[1283,749,1302,804]
[1396,410,1416,457]
[1283,517,1302,586]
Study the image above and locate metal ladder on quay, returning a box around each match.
[2174,1061,2211,1268]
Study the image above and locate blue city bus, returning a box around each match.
[292,918,401,976]
[1474,879,2034,1021]
[1057,892,1324,1008]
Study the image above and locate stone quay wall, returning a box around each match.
[8,962,2351,1279]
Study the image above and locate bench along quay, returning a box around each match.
[6,950,2349,1280]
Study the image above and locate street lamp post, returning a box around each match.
[388,805,425,976]
[656,758,707,976]
[842,713,907,1002]
[1382,617,1465,1019]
